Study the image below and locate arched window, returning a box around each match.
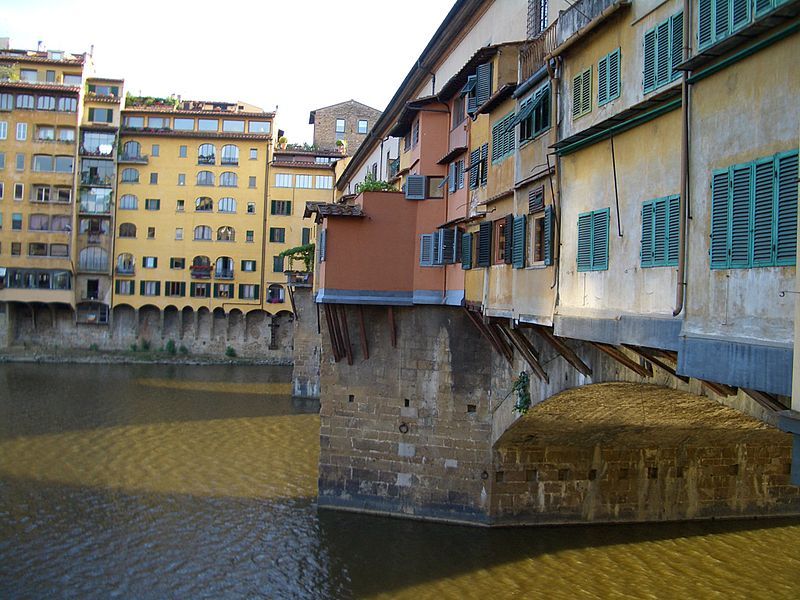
[192,255,211,268]
[217,226,235,242]
[194,225,212,240]
[16,94,34,109]
[221,145,239,165]
[215,256,234,278]
[197,170,214,186]
[122,141,141,159]
[219,171,238,187]
[37,96,56,110]
[117,253,135,274]
[119,223,137,238]
[119,194,138,210]
[191,255,211,278]
[218,197,236,213]
[267,284,285,303]
[121,168,139,183]
[79,247,109,271]
[195,196,213,212]
[198,143,216,165]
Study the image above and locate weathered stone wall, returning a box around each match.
[312,102,382,154]
[292,287,321,398]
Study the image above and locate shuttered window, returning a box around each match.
[405,174,426,200]
[475,62,493,108]
[436,227,458,265]
[479,144,488,186]
[462,232,473,270]
[492,112,515,163]
[698,0,756,50]
[576,208,610,272]
[528,186,545,213]
[543,205,554,266]
[420,233,436,267]
[468,149,480,189]
[319,229,327,262]
[512,215,526,269]
[710,150,798,269]
[644,11,683,93]
[641,195,680,268]
[477,222,493,267]
[597,49,621,106]
[572,67,592,119]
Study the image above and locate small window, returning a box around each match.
[269,227,285,243]
[176,199,185,211]
[273,255,285,272]
[16,122,28,141]
[249,148,258,160]
[147,227,156,239]
[493,219,509,264]
[14,183,24,200]
[246,230,254,243]
[143,256,158,268]
[178,173,185,186]
[271,200,292,215]
[357,119,368,134]
[218,197,236,213]
[249,176,257,188]
[175,227,184,240]
[149,172,158,185]
[247,202,256,214]
[335,118,346,133]
[179,145,187,158]
[195,197,213,212]
[119,194,138,210]
[170,257,186,269]
[241,260,256,272]
[145,198,160,211]
[151,144,160,157]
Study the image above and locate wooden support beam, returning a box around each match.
[700,379,738,397]
[623,344,690,383]
[530,325,592,377]
[591,342,653,378]
[503,325,549,383]
[287,284,298,319]
[743,388,788,412]
[488,323,515,364]
[323,305,342,362]
[338,305,354,366]
[357,305,369,360]
[462,308,512,364]
[387,306,397,348]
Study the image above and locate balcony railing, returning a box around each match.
[118,153,149,164]
[214,269,234,280]
[80,174,115,186]
[116,265,135,276]
[190,265,212,279]
[198,155,216,165]
[520,20,558,82]
[78,260,109,273]
[79,201,111,215]
[80,146,114,158]
[555,0,624,47]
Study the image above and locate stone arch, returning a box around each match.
[180,306,194,340]
[245,309,267,341]
[163,305,180,341]
[197,306,212,339]
[112,304,137,340]
[138,304,161,343]
[212,306,227,340]
[228,308,244,342]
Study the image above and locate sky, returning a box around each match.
[2,0,455,144]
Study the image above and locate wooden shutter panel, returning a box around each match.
[88,108,96,121]
[438,228,456,265]
[698,0,714,48]
[577,213,592,271]
[190,282,197,296]
[775,151,799,265]
[715,0,730,41]
[180,282,186,296]
[237,284,244,299]
[420,234,434,267]
[475,62,493,107]
[448,163,457,193]
[667,196,680,265]
[608,49,620,101]
[572,73,583,118]
[653,198,668,265]
[319,229,327,261]
[462,232,473,270]
[732,0,750,31]
[581,68,591,115]
[469,149,480,189]
[253,285,260,300]
[755,0,774,17]
[504,214,514,264]
[480,144,488,186]
[655,20,671,85]
[512,215,526,269]
[598,55,608,105]
[641,201,654,267]
[457,161,464,189]
[544,205,554,266]
[477,222,492,267]
[643,28,657,92]
[752,158,775,266]
[710,170,730,268]
[139,281,145,295]
[528,186,544,212]
[114,280,120,293]
[592,209,609,271]
[670,12,684,80]
[405,175,426,200]
[729,164,752,267]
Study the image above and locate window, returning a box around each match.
[20,69,37,82]
[302,228,311,245]
[198,143,216,165]
[271,200,292,215]
[216,226,235,242]
[58,128,75,142]
[33,155,54,172]
[249,148,258,160]
[242,284,262,301]
[194,225,212,240]
[214,283,233,298]
[525,206,554,266]
[117,253,135,274]
[37,96,55,110]
[144,198,160,211]
[491,112,515,163]
[37,126,55,140]
[119,223,137,238]
[249,121,270,134]
[174,118,194,131]
[357,119,368,134]
[0,94,11,110]
[195,197,213,212]
[0,121,6,140]
[11,242,21,256]
[644,12,683,93]
[143,256,158,268]
[176,199,185,211]
[412,120,420,147]
[641,196,680,268]
[494,217,513,265]
[16,153,25,171]
[572,67,592,119]
[710,151,798,269]
[219,172,238,187]
[698,0,755,50]
[577,208,610,271]
[116,280,135,295]
[247,202,256,214]
[12,213,23,230]
[63,74,82,86]
[527,0,549,37]
[275,173,292,187]
[16,123,28,141]
[296,175,312,188]
[119,194,138,210]
[121,168,139,183]
[148,116,169,129]
[55,156,73,173]
[141,281,161,296]
[170,258,185,269]
[241,259,256,272]
[269,227,285,243]
[0,182,3,198]
[198,119,218,132]
[29,214,49,230]
[468,144,489,189]
[57,97,77,112]
[190,282,210,297]
[245,230,254,243]
[179,145,187,158]
[218,197,236,213]
[17,95,34,109]
[55,188,71,203]
[519,84,551,142]
[335,118,346,133]
[50,244,68,257]
[223,120,245,133]
[178,173,185,186]
[14,183,23,200]
[89,108,113,123]
[151,144,160,157]
[315,175,333,189]
[29,243,48,257]
[165,281,185,297]
[149,173,158,185]
[221,145,239,165]
[122,141,141,159]
[147,227,155,239]
[249,176,257,188]
[197,171,214,186]
[273,255,285,272]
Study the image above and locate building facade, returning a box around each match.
[309,100,382,154]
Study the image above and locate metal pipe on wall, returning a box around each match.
[674,0,691,317]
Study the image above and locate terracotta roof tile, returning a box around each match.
[304,201,365,222]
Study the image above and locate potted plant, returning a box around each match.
[278,135,288,150]
[336,139,347,153]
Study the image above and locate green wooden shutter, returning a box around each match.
[155,282,161,296]
[698,0,714,48]
[655,20,671,85]
[577,213,592,271]
[180,282,186,296]
[213,284,219,298]
[775,151,799,265]
[480,144,488,186]
[544,205,554,266]
[710,170,730,268]
[572,73,583,118]
[643,28,657,92]
[88,108,96,121]
[114,280,120,293]
[190,282,197,297]
[529,186,544,212]
[729,164,752,267]
[667,195,680,265]
[438,228,456,264]
[512,215,526,269]
[475,62,493,107]
[469,149,480,189]
[607,49,620,102]
[755,0,774,17]
[670,12,684,81]
[598,55,609,105]
[477,222,492,267]
[653,198,668,265]
[751,157,775,266]
[715,0,731,41]
[641,201,654,267]
[237,284,244,298]
[419,234,434,267]
[581,68,591,115]
[503,214,514,264]
[731,0,750,31]
[592,209,609,271]
[448,163,457,193]
[302,227,310,245]
[253,285,260,300]
[462,232,473,270]
[139,281,145,295]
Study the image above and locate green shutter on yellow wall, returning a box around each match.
[512,215,526,269]
[462,232,473,270]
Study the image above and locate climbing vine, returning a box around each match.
[512,371,531,414]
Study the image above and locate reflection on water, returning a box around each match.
[1,363,799,599]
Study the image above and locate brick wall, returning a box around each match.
[312,102,382,155]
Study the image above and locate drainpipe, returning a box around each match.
[674,1,691,317]
[547,57,562,296]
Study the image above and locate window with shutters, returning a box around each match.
[710,150,798,269]
[215,283,233,298]
[572,67,592,119]
[643,12,683,93]
[435,227,459,265]
[116,279,134,295]
[494,215,514,265]
[140,280,160,296]
[641,196,680,268]
[191,283,210,298]
[477,221,493,267]
[419,233,439,267]
[165,281,185,297]
[492,113,515,164]
[698,0,762,51]
[597,49,621,106]
[468,148,481,189]
[475,62,493,109]
[528,186,545,213]
[519,84,551,142]
[576,208,610,272]
[526,205,554,265]
[461,231,474,270]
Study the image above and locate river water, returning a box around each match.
[1,363,799,599]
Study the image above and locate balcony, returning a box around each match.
[80,174,115,186]
[520,20,558,82]
[190,265,212,279]
[118,153,149,164]
[555,0,630,48]
[116,265,135,276]
[80,146,114,158]
[79,201,111,215]
[286,271,313,287]
[198,155,216,165]
[214,269,234,280]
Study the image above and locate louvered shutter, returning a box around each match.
[710,170,730,268]
[577,213,592,271]
[667,196,680,265]
[457,161,464,189]
[504,214,514,264]
[592,209,609,270]
[656,20,671,85]
[544,205,554,266]
[214,284,220,298]
[190,282,197,297]
[755,0,774,17]
[732,0,750,30]
[581,68,591,115]
[670,12,684,80]
[729,164,752,267]
[180,282,186,296]
[253,285,260,300]
[469,149,480,189]
[237,284,244,299]
[405,175,426,200]
[438,228,456,265]
[114,280,120,293]
[529,186,544,213]
[432,231,441,265]
[140,281,145,295]
[477,222,492,267]
[715,0,730,41]
[448,163,457,193]
[454,229,463,263]
[512,215,526,269]
[572,73,583,118]
[462,232,473,270]
[598,55,609,105]
[480,144,488,186]
[775,151,799,265]
[653,198,668,265]
[319,229,327,262]
[608,49,620,101]
[641,201,654,267]
[420,234,434,267]
[475,62,493,107]
[752,158,775,266]
[643,28,657,92]
[698,0,714,48]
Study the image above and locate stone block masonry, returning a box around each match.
[291,286,321,398]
